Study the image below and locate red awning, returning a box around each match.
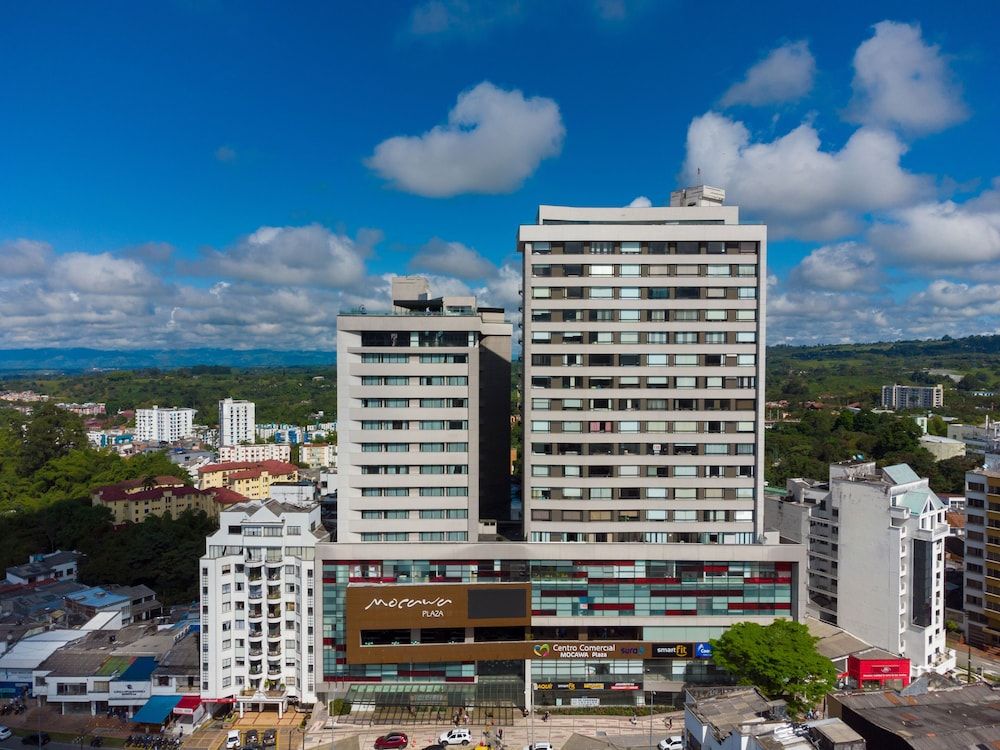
[172,695,202,715]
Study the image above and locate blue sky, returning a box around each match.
[2,0,999,350]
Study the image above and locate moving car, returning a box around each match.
[0,727,12,741]
[263,729,277,748]
[438,729,472,746]
[226,730,241,750]
[657,738,683,750]
[20,734,51,746]
[374,732,409,750]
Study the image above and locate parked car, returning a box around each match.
[422,744,445,750]
[0,726,12,741]
[657,738,683,750]
[226,730,241,750]
[374,732,409,750]
[262,729,277,748]
[439,729,472,746]
[524,744,553,750]
[21,734,51,747]
[245,730,260,745]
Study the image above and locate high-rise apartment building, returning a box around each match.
[200,500,327,714]
[518,188,765,544]
[134,405,196,443]
[881,383,944,410]
[335,277,512,543]
[219,398,256,446]
[963,454,1000,648]
[766,462,955,676]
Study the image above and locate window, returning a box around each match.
[620,287,640,299]
[621,241,641,254]
[736,332,756,343]
[647,332,667,344]
[675,354,697,366]
[647,354,668,366]
[675,332,697,344]
[590,287,613,298]
[738,287,757,298]
[620,309,640,321]
[533,287,551,299]
[590,264,613,276]
[620,264,641,277]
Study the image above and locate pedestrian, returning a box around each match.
[667,718,673,730]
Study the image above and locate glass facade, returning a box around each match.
[321,558,794,682]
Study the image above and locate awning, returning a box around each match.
[173,695,202,715]
[131,695,183,724]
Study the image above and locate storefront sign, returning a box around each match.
[109,680,151,700]
[610,682,640,691]
[346,583,531,631]
[571,697,600,707]
[652,642,714,659]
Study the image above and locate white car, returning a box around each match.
[0,726,13,741]
[657,738,683,750]
[226,731,241,750]
[438,729,472,746]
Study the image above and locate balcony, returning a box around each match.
[248,610,263,621]
[267,608,281,618]
[246,558,264,569]
[249,648,262,657]
[267,663,283,676]
[248,590,263,602]
[249,666,262,676]
[248,631,263,642]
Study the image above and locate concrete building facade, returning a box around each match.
[198,460,299,500]
[765,462,954,676]
[219,444,293,464]
[517,192,766,544]
[962,455,1000,648]
[219,399,256,447]
[200,501,328,714]
[880,384,944,410]
[135,406,197,443]
[335,277,512,543]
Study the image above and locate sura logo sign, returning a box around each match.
[363,596,453,618]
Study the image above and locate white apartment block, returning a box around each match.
[518,188,766,544]
[200,501,327,713]
[881,383,944,410]
[219,398,256,446]
[219,443,292,464]
[962,454,1000,648]
[298,443,336,468]
[336,277,512,544]
[949,418,1000,454]
[135,406,196,443]
[766,461,954,676]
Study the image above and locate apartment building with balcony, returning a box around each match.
[135,406,197,443]
[765,461,955,676]
[880,384,944,410]
[219,399,256,446]
[335,277,512,543]
[962,454,1000,648]
[200,501,327,714]
[517,188,765,544]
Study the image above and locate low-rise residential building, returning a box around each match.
[135,406,197,443]
[684,687,866,750]
[64,585,162,626]
[918,434,966,461]
[33,622,199,720]
[91,477,246,524]
[198,460,299,500]
[880,384,944,410]
[219,444,292,463]
[5,551,82,585]
[268,481,317,506]
[829,683,1000,749]
[298,443,336,468]
[200,500,328,714]
[764,462,954,677]
[948,418,1000,454]
[57,402,106,416]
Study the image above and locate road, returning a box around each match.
[1,738,84,750]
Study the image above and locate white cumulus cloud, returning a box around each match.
[847,20,968,135]
[627,196,652,208]
[1,239,53,278]
[365,81,565,197]
[193,224,374,289]
[721,40,815,107]
[410,238,498,279]
[682,111,930,238]
[789,242,880,292]
[869,181,1000,266]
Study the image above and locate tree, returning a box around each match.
[710,620,838,716]
[926,415,948,437]
[18,402,87,476]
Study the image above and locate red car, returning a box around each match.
[375,733,409,750]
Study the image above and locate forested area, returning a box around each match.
[765,408,980,492]
[0,403,214,603]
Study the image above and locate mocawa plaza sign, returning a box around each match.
[346,582,531,630]
[363,596,454,616]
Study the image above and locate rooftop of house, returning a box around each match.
[687,687,785,739]
[198,460,298,475]
[6,550,82,579]
[835,684,1000,748]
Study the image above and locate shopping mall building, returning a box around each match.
[316,540,805,711]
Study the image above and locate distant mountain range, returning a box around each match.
[0,348,335,373]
